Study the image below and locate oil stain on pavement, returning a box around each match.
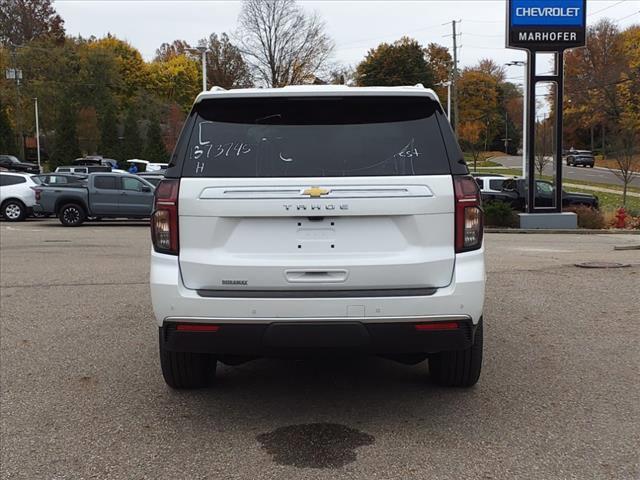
[257,423,375,469]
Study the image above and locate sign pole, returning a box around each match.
[507,0,586,217]
[526,51,536,213]
[34,97,41,174]
[554,52,565,212]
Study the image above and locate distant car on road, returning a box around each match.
[0,155,39,174]
[0,172,39,221]
[35,172,155,226]
[566,150,595,168]
[483,178,599,210]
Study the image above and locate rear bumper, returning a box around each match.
[160,317,478,356]
[150,247,485,355]
[572,159,594,165]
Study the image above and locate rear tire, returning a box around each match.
[1,200,27,222]
[59,203,86,226]
[159,334,217,389]
[429,319,483,387]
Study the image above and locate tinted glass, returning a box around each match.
[503,179,517,191]
[0,175,26,186]
[142,176,162,187]
[122,177,145,191]
[489,179,504,190]
[57,168,71,172]
[536,181,553,195]
[181,96,452,178]
[94,176,118,190]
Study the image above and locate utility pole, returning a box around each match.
[451,20,460,134]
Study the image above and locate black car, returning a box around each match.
[483,178,599,210]
[566,150,595,168]
[0,155,39,174]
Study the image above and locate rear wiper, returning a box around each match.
[254,113,282,124]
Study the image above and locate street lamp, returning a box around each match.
[436,80,452,120]
[506,60,527,178]
[189,42,209,92]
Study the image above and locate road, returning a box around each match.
[1,220,639,479]
[492,155,640,188]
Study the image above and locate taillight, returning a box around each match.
[32,187,41,202]
[151,179,179,255]
[415,322,459,331]
[454,175,483,253]
[176,324,219,332]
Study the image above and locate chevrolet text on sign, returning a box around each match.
[507,0,586,51]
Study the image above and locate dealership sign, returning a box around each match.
[507,0,587,51]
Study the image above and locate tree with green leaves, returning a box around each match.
[0,0,65,46]
[50,102,80,168]
[121,108,142,160]
[0,99,17,155]
[98,102,120,160]
[356,37,435,87]
[143,117,168,163]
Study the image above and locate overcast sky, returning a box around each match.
[56,0,639,87]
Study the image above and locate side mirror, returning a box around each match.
[141,185,152,193]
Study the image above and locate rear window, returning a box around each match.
[178,96,454,178]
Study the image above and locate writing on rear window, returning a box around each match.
[182,96,450,178]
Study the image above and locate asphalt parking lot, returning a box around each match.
[1,219,639,479]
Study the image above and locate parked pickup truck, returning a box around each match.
[35,172,155,226]
[482,178,599,210]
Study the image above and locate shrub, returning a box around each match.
[484,201,518,227]
[565,205,605,229]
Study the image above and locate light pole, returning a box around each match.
[506,60,527,178]
[189,42,209,92]
[33,98,41,173]
[437,80,452,120]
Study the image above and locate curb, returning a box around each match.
[485,228,640,234]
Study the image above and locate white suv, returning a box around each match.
[150,85,485,389]
[0,172,38,221]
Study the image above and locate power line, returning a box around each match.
[335,22,446,49]
[464,33,503,38]
[588,0,628,17]
[612,11,640,22]
[462,19,502,24]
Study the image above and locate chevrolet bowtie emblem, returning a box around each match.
[302,187,330,198]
